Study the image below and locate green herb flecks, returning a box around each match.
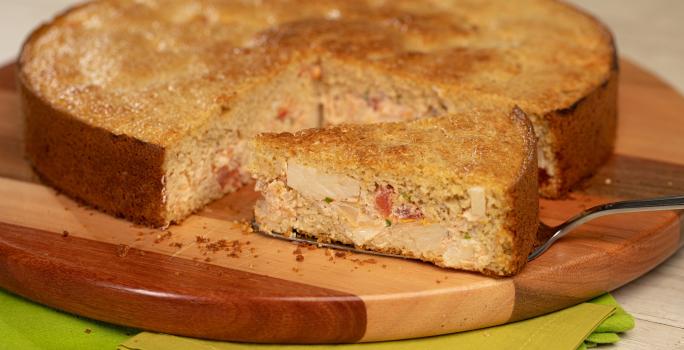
[324,197,334,203]
[385,219,392,227]
[464,233,471,239]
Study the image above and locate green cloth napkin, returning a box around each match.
[0,287,634,350]
[0,289,135,350]
[578,294,635,349]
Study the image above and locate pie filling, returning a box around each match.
[254,161,506,269]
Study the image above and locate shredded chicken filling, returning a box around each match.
[265,162,494,266]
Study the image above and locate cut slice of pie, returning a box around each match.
[248,107,538,276]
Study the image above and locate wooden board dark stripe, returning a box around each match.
[0,222,367,343]
[0,63,15,92]
[581,154,684,198]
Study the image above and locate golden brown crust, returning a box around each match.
[20,0,615,145]
[532,0,619,197]
[501,108,539,274]
[253,110,530,193]
[19,74,167,226]
[539,70,618,197]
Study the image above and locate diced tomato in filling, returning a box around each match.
[374,184,394,218]
[216,166,241,189]
[393,204,424,220]
[369,96,382,111]
[298,64,322,80]
[276,107,289,121]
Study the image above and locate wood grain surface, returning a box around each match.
[0,60,683,343]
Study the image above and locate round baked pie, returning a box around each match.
[18,0,616,273]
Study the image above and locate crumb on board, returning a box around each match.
[292,247,303,255]
[154,231,172,244]
[195,238,251,259]
[296,242,316,251]
[117,244,130,257]
[169,242,183,249]
[61,230,69,238]
[296,254,304,262]
[348,258,377,267]
[334,251,347,258]
[604,178,612,185]
[84,329,92,334]
[205,239,229,252]
[239,220,254,235]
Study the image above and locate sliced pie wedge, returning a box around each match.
[248,108,538,276]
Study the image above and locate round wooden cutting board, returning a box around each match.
[0,59,683,344]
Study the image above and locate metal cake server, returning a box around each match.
[528,195,684,260]
[254,195,684,262]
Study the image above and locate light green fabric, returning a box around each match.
[578,293,635,348]
[0,289,135,350]
[119,302,614,350]
[585,332,621,344]
[590,294,635,333]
